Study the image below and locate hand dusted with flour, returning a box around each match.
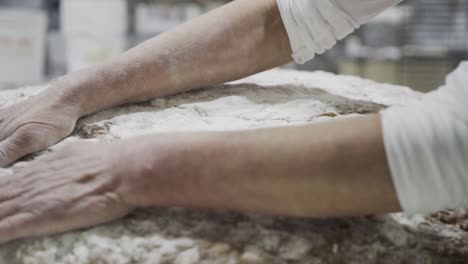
[0,142,132,244]
[0,86,80,167]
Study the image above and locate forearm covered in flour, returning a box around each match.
[53,0,291,117]
[119,114,401,217]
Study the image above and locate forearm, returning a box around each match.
[122,114,401,217]
[54,0,291,117]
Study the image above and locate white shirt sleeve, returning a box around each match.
[277,0,402,64]
[381,62,468,214]
[277,0,468,214]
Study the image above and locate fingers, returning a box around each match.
[0,212,33,244]
[0,200,20,220]
[0,110,7,142]
[0,128,36,168]
[0,140,15,168]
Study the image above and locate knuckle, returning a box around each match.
[13,129,35,148]
[12,123,51,152]
[41,198,68,219]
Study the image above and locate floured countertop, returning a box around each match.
[0,69,466,264]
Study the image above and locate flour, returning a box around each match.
[0,69,466,264]
[0,169,12,176]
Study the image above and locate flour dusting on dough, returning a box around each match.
[1,70,466,264]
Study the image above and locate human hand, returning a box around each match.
[0,86,80,167]
[0,141,133,244]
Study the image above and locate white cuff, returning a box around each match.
[382,92,468,214]
[277,0,357,64]
[277,0,403,64]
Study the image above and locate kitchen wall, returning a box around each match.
[0,0,467,92]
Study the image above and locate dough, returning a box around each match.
[0,69,465,264]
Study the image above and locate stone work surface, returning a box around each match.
[0,69,466,263]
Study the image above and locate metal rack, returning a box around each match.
[398,0,468,91]
[340,0,468,92]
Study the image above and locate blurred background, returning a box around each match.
[0,0,466,92]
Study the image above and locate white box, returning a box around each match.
[61,0,127,36]
[135,3,184,36]
[47,30,67,77]
[135,3,203,37]
[61,0,128,72]
[64,34,126,72]
[0,9,47,85]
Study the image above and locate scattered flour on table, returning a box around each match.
[0,69,466,264]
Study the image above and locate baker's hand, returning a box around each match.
[0,141,133,244]
[0,87,79,167]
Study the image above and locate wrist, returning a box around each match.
[114,134,203,208]
[46,66,111,118]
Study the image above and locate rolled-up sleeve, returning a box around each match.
[277,0,402,64]
[381,62,468,214]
